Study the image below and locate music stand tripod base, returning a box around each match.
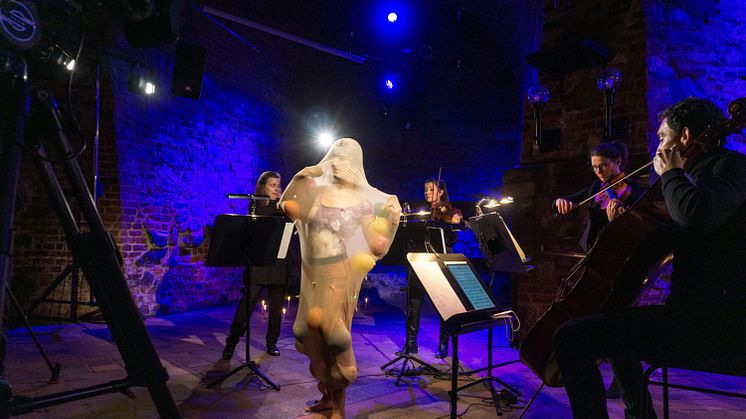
[380,353,444,386]
[207,359,280,391]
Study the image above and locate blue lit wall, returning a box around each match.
[645,0,746,155]
[108,50,289,314]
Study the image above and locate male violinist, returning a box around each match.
[553,97,746,418]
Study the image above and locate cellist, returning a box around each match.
[553,97,746,418]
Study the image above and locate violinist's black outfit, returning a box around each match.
[223,200,298,359]
[561,177,645,251]
[553,148,746,419]
[398,203,462,359]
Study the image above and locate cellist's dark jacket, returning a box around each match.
[662,147,746,309]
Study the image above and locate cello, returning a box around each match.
[520,98,746,387]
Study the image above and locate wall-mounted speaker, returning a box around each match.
[172,41,206,99]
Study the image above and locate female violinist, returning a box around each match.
[553,142,646,251]
[397,178,462,359]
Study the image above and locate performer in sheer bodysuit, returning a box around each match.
[280,138,400,418]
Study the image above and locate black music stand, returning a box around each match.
[468,212,532,290]
[406,253,521,418]
[380,221,450,380]
[205,214,292,391]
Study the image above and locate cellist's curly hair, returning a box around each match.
[591,142,629,170]
[658,97,727,142]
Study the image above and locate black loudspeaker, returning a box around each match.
[172,41,206,99]
[122,0,181,48]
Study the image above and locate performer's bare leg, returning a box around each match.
[305,381,333,412]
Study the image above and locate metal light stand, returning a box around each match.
[0,52,180,417]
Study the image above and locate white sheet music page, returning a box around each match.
[276,223,294,259]
[409,259,466,321]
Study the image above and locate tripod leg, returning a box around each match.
[27,90,179,417]
[246,361,280,391]
[0,53,30,344]
[395,358,409,386]
[5,284,61,383]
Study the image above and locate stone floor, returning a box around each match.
[5,292,746,418]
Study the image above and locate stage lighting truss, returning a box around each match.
[128,64,156,95]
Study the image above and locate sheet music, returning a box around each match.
[409,259,466,321]
[276,223,294,259]
[444,261,495,310]
[503,222,527,263]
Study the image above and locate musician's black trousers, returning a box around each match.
[227,282,285,348]
[553,304,746,419]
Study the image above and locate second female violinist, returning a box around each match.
[553,142,646,251]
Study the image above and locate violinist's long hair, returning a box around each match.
[255,171,281,195]
[424,178,450,204]
[591,142,629,170]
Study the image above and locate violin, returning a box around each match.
[593,172,633,210]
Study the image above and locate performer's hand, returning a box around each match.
[298,165,324,178]
[554,198,574,215]
[451,213,462,224]
[606,199,625,221]
[654,145,686,175]
[383,196,402,224]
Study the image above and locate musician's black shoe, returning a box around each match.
[267,345,280,356]
[435,341,449,359]
[395,344,418,356]
[222,341,238,360]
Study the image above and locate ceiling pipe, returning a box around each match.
[202,6,367,64]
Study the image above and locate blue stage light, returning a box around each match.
[387,12,397,23]
[385,79,394,90]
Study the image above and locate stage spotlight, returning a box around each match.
[128,64,157,95]
[318,132,334,148]
[35,44,76,71]
[387,12,397,23]
[383,73,402,92]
